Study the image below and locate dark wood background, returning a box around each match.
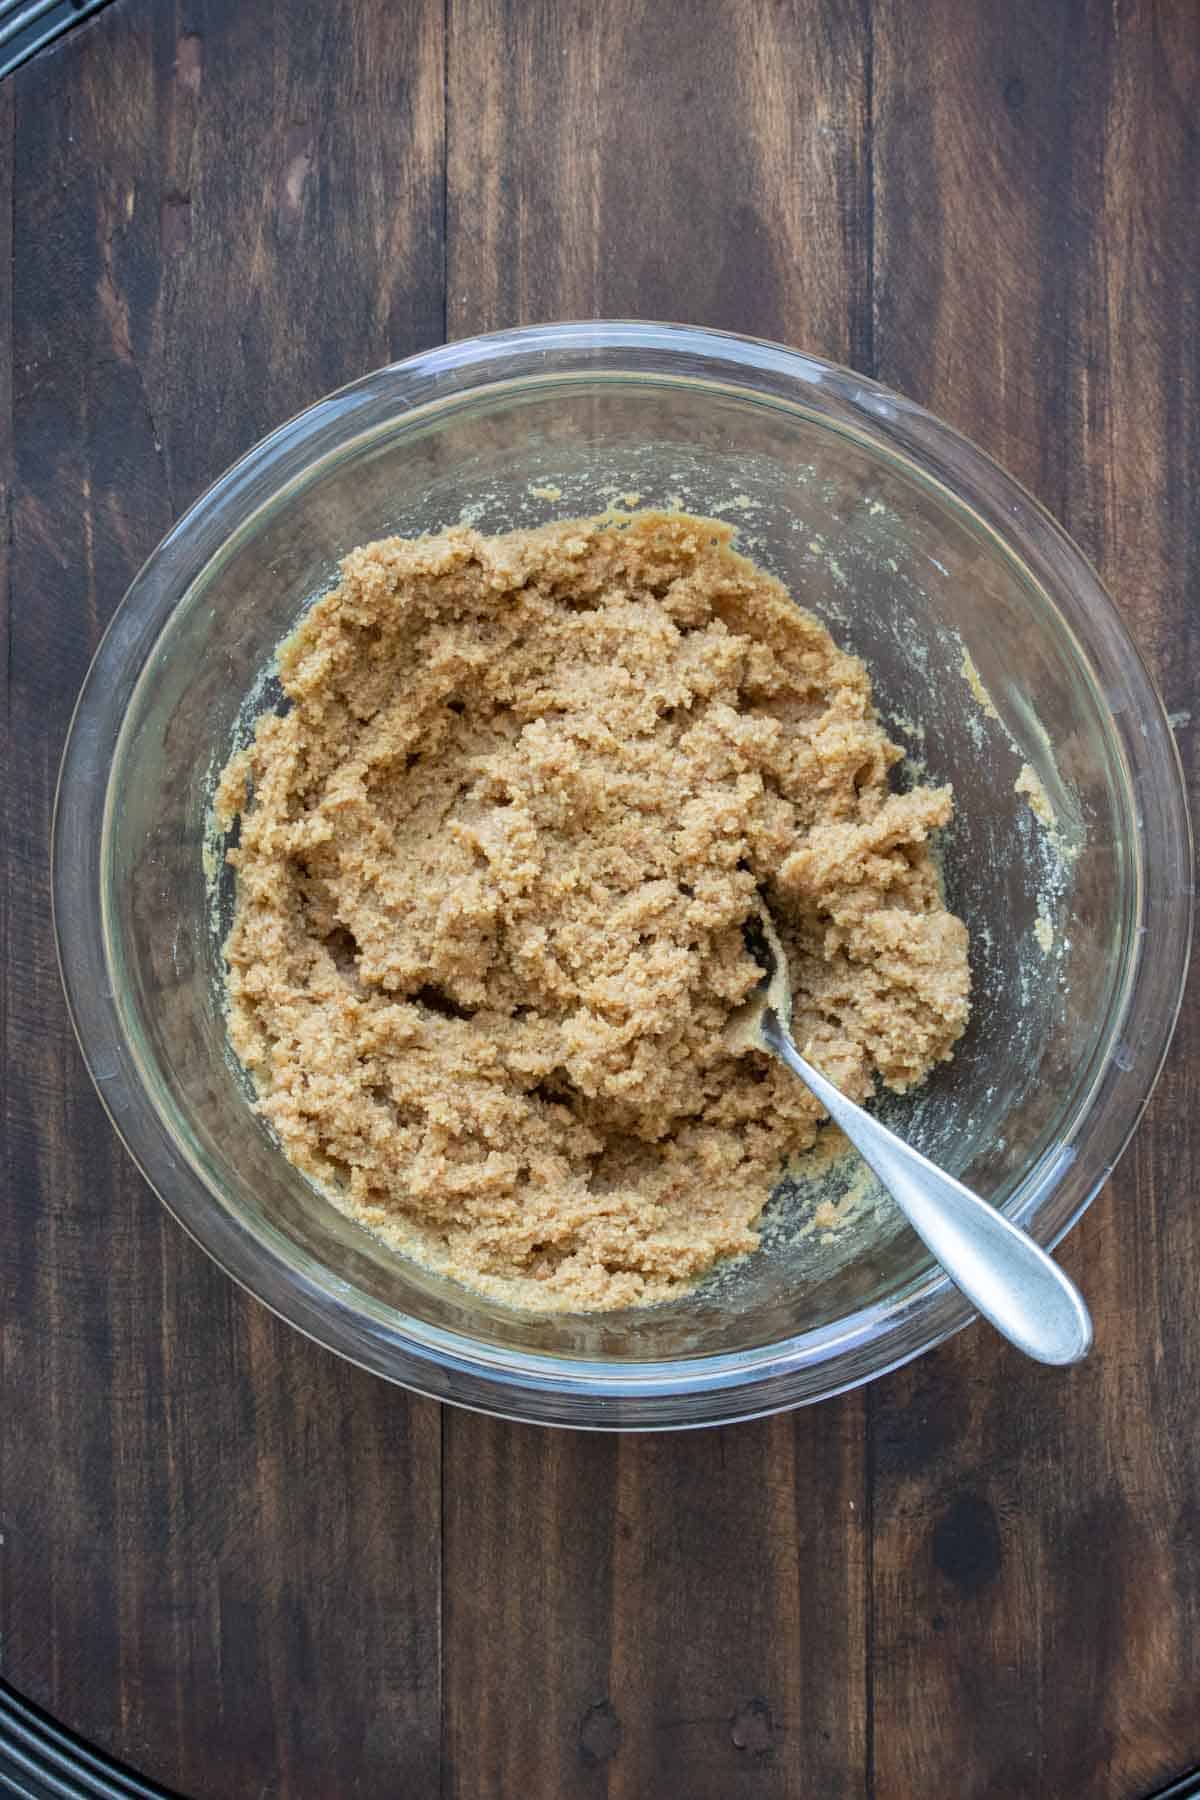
[2,2,1198,1795]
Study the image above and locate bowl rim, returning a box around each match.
[52,321,1194,1428]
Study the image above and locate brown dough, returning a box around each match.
[216,512,969,1311]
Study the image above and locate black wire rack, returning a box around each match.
[0,1685,175,1798]
[0,0,112,78]
[1,1679,1198,1800]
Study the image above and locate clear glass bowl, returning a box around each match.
[53,323,1193,1428]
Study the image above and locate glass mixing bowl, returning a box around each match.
[53,323,1193,1428]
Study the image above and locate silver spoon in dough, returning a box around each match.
[731,907,1093,1366]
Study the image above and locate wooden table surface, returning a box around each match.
[3,2,1198,1796]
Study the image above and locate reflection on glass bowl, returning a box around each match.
[54,324,1192,1428]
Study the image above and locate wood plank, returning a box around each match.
[1044,5,1200,1788]
[870,3,1200,1794]
[446,0,873,361]
[443,1409,868,1800]
[2,2,446,1793]
[443,4,872,1796]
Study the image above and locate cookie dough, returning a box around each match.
[216,512,969,1311]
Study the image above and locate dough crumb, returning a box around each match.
[217,512,970,1312]
[1015,761,1055,828]
[960,647,1001,721]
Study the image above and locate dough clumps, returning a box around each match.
[217,512,969,1311]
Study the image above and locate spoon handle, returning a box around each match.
[762,1012,1093,1366]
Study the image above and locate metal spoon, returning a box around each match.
[733,907,1093,1366]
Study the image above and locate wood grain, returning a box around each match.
[446,0,873,357]
[2,1,1198,1797]
[444,6,873,1796]
[443,1409,867,1800]
[869,4,1200,1796]
[3,3,446,1794]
